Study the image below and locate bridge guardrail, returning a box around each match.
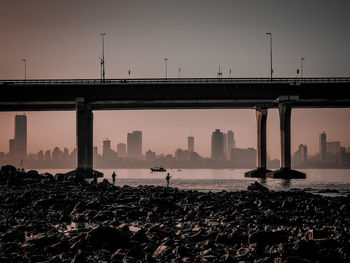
[1,77,350,85]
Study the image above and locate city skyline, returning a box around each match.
[1,113,349,162]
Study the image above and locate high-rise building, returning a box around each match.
[188,136,194,152]
[127,131,142,159]
[103,139,111,160]
[52,147,62,161]
[211,129,224,160]
[8,115,27,160]
[297,144,308,162]
[117,143,127,158]
[319,131,327,161]
[227,130,234,159]
[15,115,27,160]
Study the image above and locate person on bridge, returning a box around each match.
[166,173,172,187]
[112,171,117,185]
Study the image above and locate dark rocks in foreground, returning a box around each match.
[0,166,349,262]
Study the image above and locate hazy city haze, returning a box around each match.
[1,0,350,159]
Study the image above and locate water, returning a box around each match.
[37,168,350,194]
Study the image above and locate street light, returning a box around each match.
[301,57,305,79]
[21,59,26,80]
[101,33,106,82]
[178,67,181,78]
[164,58,168,79]
[266,32,273,80]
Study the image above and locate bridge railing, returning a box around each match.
[1,77,350,85]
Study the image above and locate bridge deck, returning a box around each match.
[1,78,350,111]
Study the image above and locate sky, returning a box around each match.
[1,0,350,159]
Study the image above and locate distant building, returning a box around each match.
[296,144,308,162]
[175,148,190,161]
[326,141,341,155]
[15,115,27,160]
[227,130,235,159]
[223,133,227,159]
[188,136,194,152]
[52,147,62,161]
[45,150,51,161]
[117,143,127,158]
[211,129,224,160]
[103,139,114,160]
[9,139,16,157]
[230,147,257,167]
[145,150,156,161]
[319,131,327,161]
[127,131,142,159]
[37,150,44,161]
[8,115,27,160]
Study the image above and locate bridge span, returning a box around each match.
[2,77,350,178]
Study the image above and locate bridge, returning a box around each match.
[2,77,350,178]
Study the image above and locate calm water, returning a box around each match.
[37,168,350,194]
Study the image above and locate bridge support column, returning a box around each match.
[65,98,103,179]
[245,107,271,178]
[267,103,306,179]
[76,99,93,170]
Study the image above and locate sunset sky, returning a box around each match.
[1,0,350,159]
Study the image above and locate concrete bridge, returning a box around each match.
[2,77,350,178]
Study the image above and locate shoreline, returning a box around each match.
[1,166,349,262]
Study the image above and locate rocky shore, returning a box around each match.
[0,165,349,263]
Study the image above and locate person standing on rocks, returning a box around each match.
[112,171,116,185]
[166,173,172,187]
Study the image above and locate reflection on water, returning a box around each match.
[37,168,350,193]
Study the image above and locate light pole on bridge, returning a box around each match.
[164,58,168,79]
[21,59,26,80]
[266,32,273,80]
[301,57,305,79]
[101,33,106,82]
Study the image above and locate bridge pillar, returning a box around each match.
[65,98,103,179]
[245,107,271,178]
[267,103,306,179]
[76,99,93,170]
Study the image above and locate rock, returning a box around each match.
[85,226,130,249]
[249,231,288,245]
[153,245,170,257]
[0,165,17,176]
[23,233,57,248]
[247,182,269,192]
[1,229,25,242]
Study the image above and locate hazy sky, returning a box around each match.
[1,0,350,159]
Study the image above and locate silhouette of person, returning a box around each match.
[93,174,97,184]
[166,173,172,187]
[112,171,116,184]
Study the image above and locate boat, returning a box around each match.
[150,167,166,173]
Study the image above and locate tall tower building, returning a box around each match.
[211,129,224,160]
[227,130,234,159]
[127,131,142,159]
[319,131,327,161]
[103,139,111,160]
[9,115,27,160]
[188,136,194,152]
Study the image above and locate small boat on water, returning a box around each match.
[150,167,166,173]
